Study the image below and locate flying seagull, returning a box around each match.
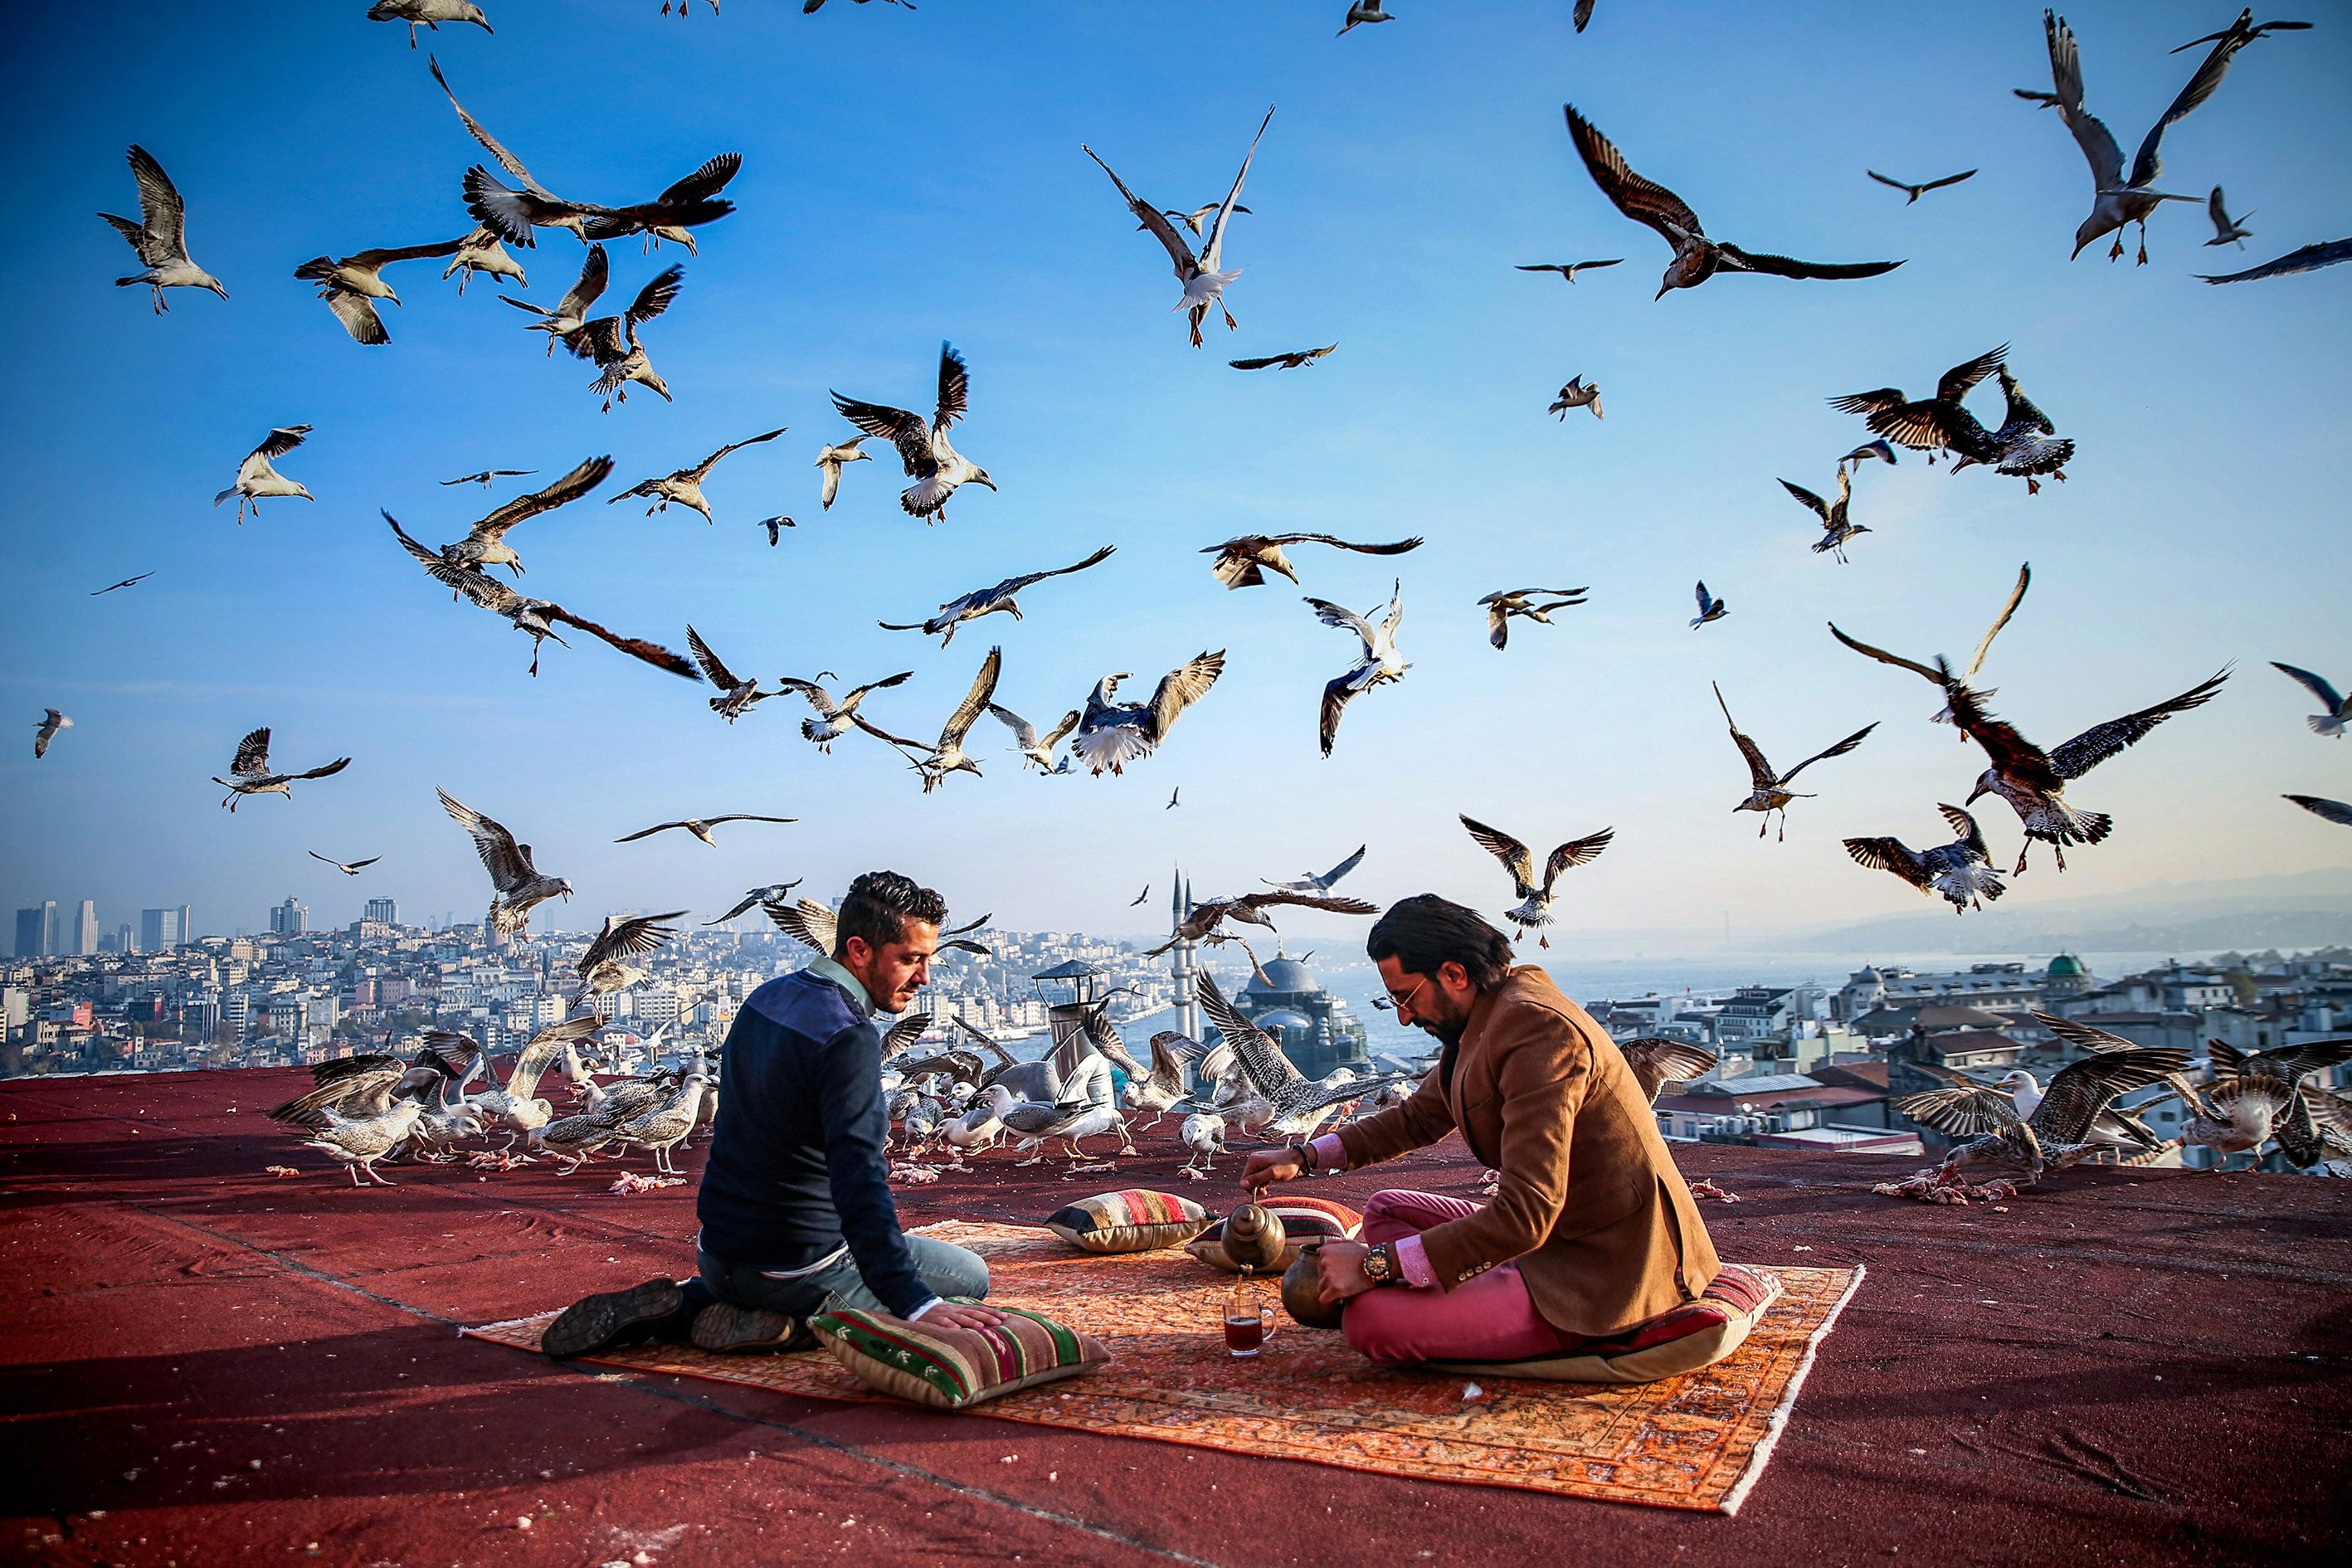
[880,546,1116,645]
[1145,890,1380,955]
[1829,346,2073,490]
[615,815,795,847]
[438,786,571,934]
[1310,582,1409,756]
[1458,815,1612,947]
[1829,562,2032,727]
[1564,105,1902,297]
[308,851,382,875]
[33,710,72,759]
[1712,683,1877,840]
[2272,663,2350,738]
[90,572,153,597]
[767,898,992,957]
[2204,186,2253,247]
[1574,0,1596,29]
[1691,580,1726,628]
[499,244,608,356]
[814,437,871,509]
[2286,795,2352,827]
[215,426,313,523]
[757,516,793,545]
[1166,787,1181,810]
[1843,804,2007,913]
[850,645,1004,792]
[441,224,526,293]
[407,455,612,581]
[1840,439,1897,471]
[1479,587,1587,650]
[1194,972,1413,1139]
[1549,376,1602,420]
[577,155,742,254]
[387,514,699,679]
[1264,844,1366,895]
[1867,168,1978,203]
[294,239,466,344]
[1338,2,1390,34]
[1200,533,1420,590]
[684,626,775,723]
[1949,665,2232,871]
[1898,1045,2191,1185]
[774,670,914,752]
[1231,344,1337,371]
[1160,202,1252,237]
[368,1,491,46]
[986,702,1081,772]
[2199,237,2352,284]
[99,145,227,312]
[832,343,996,521]
[1070,651,1225,775]
[1131,885,1152,907]
[611,428,786,523]
[1515,259,1623,282]
[212,728,351,812]
[570,912,689,1011]
[569,264,684,411]
[706,879,803,925]
[1083,107,1276,346]
[1783,470,1870,562]
[441,469,537,488]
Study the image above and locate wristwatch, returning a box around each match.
[1359,1241,1397,1288]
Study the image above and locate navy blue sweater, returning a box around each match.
[694,970,932,1318]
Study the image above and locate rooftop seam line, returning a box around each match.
[126,1201,466,1327]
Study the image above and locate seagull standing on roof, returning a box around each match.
[879,547,1117,645]
[1564,105,1902,297]
[831,343,996,520]
[1264,845,1366,895]
[295,239,466,344]
[99,145,227,311]
[1459,816,1612,947]
[1843,805,2007,913]
[1690,581,1726,628]
[849,646,1004,792]
[1548,377,1602,419]
[986,702,1080,773]
[415,455,612,581]
[1830,562,2032,727]
[570,912,689,1010]
[1200,533,1421,590]
[33,710,72,759]
[813,437,870,509]
[1897,1045,2190,1185]
[1782,470,1869,562]
[777,670,914,752]
[1712,683,1877,840]
[501,245,607,355]
[1070,652,1225,775]
[1480,588,1587,650]
[438,786,572,934]
[1083,108,1275,347]
[215,427,313,523]
[1867,168,1977,203]
[2271,663,2350,738]
[612,429,786,523]
[212,728,351,811]
[1309,582,1408,756]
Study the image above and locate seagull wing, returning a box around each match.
[685,427,786,482]
[2130,22,2253,189]
[387,512,499,602]
[1234,890,1381,918]
[1963,563,2032,682]
[230,727,271,775]
[655,152,742,206]
[2030,1048,2192,1144]
[837,670,914,709]
[2046,669,2230,780]
[557,245,610,318]
[830,395,933,475]
[1319,845,1368,887]
[2044,12,2126,191]
[1274,533,1426,556]
[324,290,390,345]
[1229,354,1286,371]
[1540,829,1614,894]
[626,265,684,324]
[255,426,311,461]
[1775,721,1878,786]
[439,787,531,893]
[937,647,1003,748]
[1945,679,2062,791]
[2033,1010,2139,1054]
[1828,622,1947,685]
[1564,105,1705,246]
[986,703,1040,750]
[612,822,685,842]
[537,604,701,680]
[2271,662,2345,716]
[123,145,189,264]
[1935,345,2012,406]
[2286,794,2352,826]
[1197,970,1304,1092]
[2199,237,2352,284]
[996,544,1117,598]
[1146,650,1225,742]
[1617,1038,1720,1103]
[1085,146,1198,276]
[932,342,971,430]
[1778,480,1830,523]
[431,56,553,197]
[687,625,738,688]
[1921,169,1978,192]
[1305,596,1378,656]
[581,910,686,970]
[1715,244,1902,280]
[1897,1083,2023,1137]
[762,897,836,952]
[1994,366,2055,436]
[1459,815,1537,895]
[468,455,615,546]
[1041,708,1083,750]
[1936,803,1992,859]
[880,1013,933,1059]
[343,240,470,268]
[1843,836,1931,890]
[291,757,352,782]
[1197,105,1275,272]
[1712,684,1778,792]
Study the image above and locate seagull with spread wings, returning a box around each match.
[1310,582,1408,756]
[880,547,1116,645]
[439,787,572,934]
[1458,816,1613,947]
[215,426,313,523]
[1867,168,1977,203]
[1195,971,1413,1137]
[2199,236,2352,284]
[2204,185,2254,247]
[212,728,351,812]
[1564,105,1902,297]
[2272,662,2350,738]
[611,428,785,523]
[1832,349,2073,491]
[568,264,684,411]
[1897,1045,2191,1186]
[443,225,526,293]
[1337,2,1390,34]
[1515,258,1622,282]
[308,851,382,875]
[294,239,466,344]
[850,645,1004,792]
[90,572,154,597]
[577,155,742,254]
[410,455,612,582]
[986,702,1081,772]
[765,897,993,957]
[1144,889,1378,955]
[813,437,870,509]
[1843,804,2008,913]
[1200,533,1419,590]
[1549,376,1601,419]
[99,145,227,311]
[368,1,490,46]
[1617,1039,1722,1103]
[499,244,607,355]
[1830,562,2032,727]
[1083,107,1275,347]
[1690,580,1726,629]
[1263,845,1366,895]
[441,468,537,488]
[1070,652,1225,775]
[387,514,699,679]
[616,816,793,848]
[1713,684,1876,840]
[774,670,914,752]
[1782,470,1869,562]
[830,343,995,521]
[33,710,72,759]
[568,912,689,1010]
[1950,665,2230,872]
[1479,587,1587,650]
[1841,439,1898,471]
[705,879,802,926]
[685,626,773,722]
[1231,344,1337,371]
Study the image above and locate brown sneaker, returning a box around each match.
[691,1302,815,1355]
[540,1278,686,1359]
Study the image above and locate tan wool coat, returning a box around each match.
[1332,965,1721,1337]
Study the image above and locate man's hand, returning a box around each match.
[1238,1146,1306,1195]
[921,1302,1006,1331]
[1314,1240,1378,1306]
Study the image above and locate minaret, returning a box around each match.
[1169,864,1200,1042]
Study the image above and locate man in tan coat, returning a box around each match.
[1241,895,1750,1370]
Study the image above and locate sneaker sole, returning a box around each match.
[540,1278,684,1359]
[692,1303,812,1355]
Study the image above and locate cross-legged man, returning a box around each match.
[1239,894,1761,1373]
[543,871,1002,1358]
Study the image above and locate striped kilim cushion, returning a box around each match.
[1186,1195,1363,1273]
[809,1303,1111,1410]
[1426,1262,1787,1385]
[1043,1189,1211,1253]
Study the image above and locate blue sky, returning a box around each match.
[4,0,2349,951]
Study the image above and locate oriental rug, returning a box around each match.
[465,1221,1863,1514]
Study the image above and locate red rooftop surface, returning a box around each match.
[4,1067,2348,1567]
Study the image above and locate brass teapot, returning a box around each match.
[1221,1200,1289,1273]
[1280,1244,1346,1329]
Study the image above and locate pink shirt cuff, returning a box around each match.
[1391,1234,1437,1289]
[1308,1132,1346,1171]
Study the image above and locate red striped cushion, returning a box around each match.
[1043,1189,1211,1253]
[810,1303,1110,1410]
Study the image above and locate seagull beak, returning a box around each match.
[974,474,997,491]
[1965,782,1987,806]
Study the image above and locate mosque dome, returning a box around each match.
[1252,1009,1313,1036]
[1242,957,1323,998]
[2047,954,2086,978]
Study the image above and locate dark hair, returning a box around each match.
[833,871,948,958]
[1365,894,1512,993]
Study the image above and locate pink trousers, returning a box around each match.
[1341,1191,1567,1366]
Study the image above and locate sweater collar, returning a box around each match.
[805,955,874,1016]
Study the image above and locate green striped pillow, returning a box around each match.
[808,1302,1111,1410]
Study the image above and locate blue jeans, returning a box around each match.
[692,1234,989,1318]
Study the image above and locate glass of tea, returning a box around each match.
[1222,1274,1271,1357]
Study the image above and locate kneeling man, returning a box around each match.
[1241,894,1740,1368]
[545,870,1002,1357]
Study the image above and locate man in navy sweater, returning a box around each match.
[543,871,1001,1357]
